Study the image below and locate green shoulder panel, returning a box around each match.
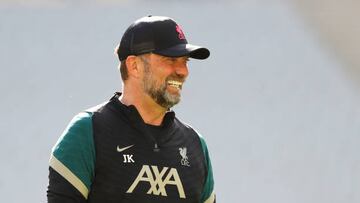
[49,112,95,199]
[198,134,216,203]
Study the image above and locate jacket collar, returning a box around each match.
[109,92,177,151]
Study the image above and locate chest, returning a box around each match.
[89,120,206,203]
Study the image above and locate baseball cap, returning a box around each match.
[116,15,210,61]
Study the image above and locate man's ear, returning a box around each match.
[125,55,140,79]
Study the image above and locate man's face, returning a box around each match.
[140,54,189,109]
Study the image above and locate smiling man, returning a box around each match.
[47,15,215,203]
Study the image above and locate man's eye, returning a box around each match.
[164,58,177,63]
[163,57,188,63]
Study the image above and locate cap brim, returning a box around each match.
[153,44,210,60]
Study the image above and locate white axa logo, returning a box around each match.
[127,165,186,199]
[179,147,190,167]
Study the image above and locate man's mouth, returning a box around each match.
[167,80,183,90]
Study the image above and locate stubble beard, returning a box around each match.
[142,63,182,109]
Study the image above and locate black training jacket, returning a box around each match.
[47,93,215,203]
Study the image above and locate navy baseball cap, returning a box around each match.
[116,15,210,61]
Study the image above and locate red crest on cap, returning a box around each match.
[176,25,186,40]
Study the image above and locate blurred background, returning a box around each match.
[1,0,360,202]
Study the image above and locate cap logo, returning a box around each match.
[176,25,186,40]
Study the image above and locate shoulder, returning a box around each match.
[173,117,205,137]
[53,111,93,150]
[173,117,209,147]
[173,117,198,133]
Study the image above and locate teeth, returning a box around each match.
[167,80,183,89]
[168,81,182,85]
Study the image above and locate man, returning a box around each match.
[47,15,215,203]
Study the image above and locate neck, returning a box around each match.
[120,86,167,126]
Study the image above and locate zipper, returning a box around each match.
[153,143,160,152]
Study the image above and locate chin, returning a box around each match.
[164,92,181,106]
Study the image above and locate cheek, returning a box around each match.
[153,68,171,82]
[146,71,167,87]
[149,62,174,83]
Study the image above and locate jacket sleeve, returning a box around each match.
[47,167,87,203]
[47,112,96,203]
[199,135,216,203]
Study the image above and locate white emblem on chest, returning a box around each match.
[179,147,190,167]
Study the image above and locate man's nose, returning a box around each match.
[175,62,189,78]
